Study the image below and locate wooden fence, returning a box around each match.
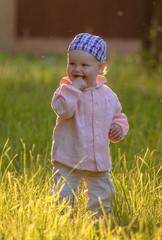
[0,0,150,55]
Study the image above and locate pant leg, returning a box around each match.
[84,171,115,215]
[51,162,81,207]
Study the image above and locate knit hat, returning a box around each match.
[68,33,107,62]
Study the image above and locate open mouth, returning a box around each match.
[74,75,86,80]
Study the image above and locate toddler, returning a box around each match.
[51,33,129,217]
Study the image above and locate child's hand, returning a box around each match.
[109,123,122,142]
[71,77,88,90]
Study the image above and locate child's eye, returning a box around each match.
[69,62,75,66]
[82,64,88,67]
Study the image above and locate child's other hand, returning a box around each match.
[109,123,122,142]
[71,77,88,90]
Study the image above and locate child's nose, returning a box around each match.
[74,65,81,72]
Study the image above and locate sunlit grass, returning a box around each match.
[0,52,161,239]
[0,140,161,239]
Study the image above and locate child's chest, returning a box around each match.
[76,88,116,127]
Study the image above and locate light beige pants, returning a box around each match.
[51,161,115,215]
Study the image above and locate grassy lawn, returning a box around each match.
[0,52,161,239]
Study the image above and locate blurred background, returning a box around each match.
[0,0,162,61]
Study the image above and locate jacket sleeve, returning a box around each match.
[51,84,82,119]
[110,97,129,142]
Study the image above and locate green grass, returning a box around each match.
[0,52,161,239]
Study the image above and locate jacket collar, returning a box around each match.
[95,75,107,88]
[60,75,107,89]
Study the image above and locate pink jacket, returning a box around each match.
[51,75,129,171]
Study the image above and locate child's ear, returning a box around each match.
[99,62,107,74]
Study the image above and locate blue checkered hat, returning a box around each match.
[68,33,107,62]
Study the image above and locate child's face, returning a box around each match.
[67,50,104,87]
